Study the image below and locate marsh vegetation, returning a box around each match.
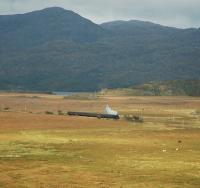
[0,93,200,187]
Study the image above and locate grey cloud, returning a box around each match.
[0,0,200,28]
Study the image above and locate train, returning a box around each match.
[67,111,120,120]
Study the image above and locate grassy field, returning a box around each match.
[0,93,200,188]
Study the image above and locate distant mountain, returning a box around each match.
[0,7,108,50]
[100,80,200,96]
[101,20,181,35]
[0,7,200,91]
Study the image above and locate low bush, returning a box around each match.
[57,110,65,115]
[3,107,10,111]
[124,114,143,123]
[45,111,54,115]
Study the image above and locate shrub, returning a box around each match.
[45,111,54,115]
[124,114,143,123]
[57,110,64,115]
[3,107,10,111]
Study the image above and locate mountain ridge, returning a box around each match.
[0,7,200,91]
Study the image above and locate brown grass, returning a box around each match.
[0,93,200,187]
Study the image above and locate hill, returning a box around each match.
[100,80,200,96]
[0,7,108,48]
[0,7,200,91]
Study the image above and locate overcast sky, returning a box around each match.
[0,0,200,28]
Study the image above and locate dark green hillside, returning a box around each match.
[101,20,181,36]
[0,7,108,51]
[101,80,200,96]
[0,8,200,91]
[135,80,200,96]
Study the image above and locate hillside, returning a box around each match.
[100,80,200,96]
[0,7,200,91]
[0,7,108,49]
